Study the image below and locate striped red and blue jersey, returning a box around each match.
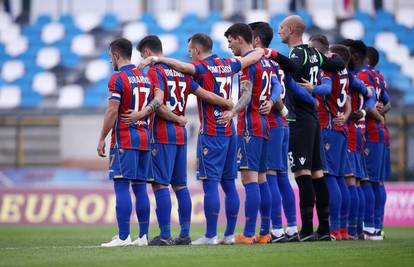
[237,53,271,138]
[192,54,241,136]
[317,69,349,133]
[374,69,391,149]
[358,66,386,143]
[148,63,198,145]
[268,60,288,128]
[108,64,153,151]
[347,72,366,152]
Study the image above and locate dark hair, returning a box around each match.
[329,44,351,66]
[188,33,213,52]
[224,23,253,44]
[339,38,354,47]
[137,35,163,53]
[109,38,132,59]
[309,34,329,54]
[248,21,273,48]
[348,40,367,59]
[366,46,379,67]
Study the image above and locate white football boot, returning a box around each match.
[218,235,235,245]
[131,234,148,246]
[192,235,218,245]
[101,235,131,247]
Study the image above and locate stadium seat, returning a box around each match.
[20,88,42,108]
[70,34,96,57]
[85,59,110,83]
[5,36,28,57]
[156,11,182,31]
[41,22,65,45]
[0,85,21,108]
[101,14,119,31]
[57,84,84,108]
[1,60,25,82]
[36,47,60,69]
[159,34,179,55]
[74,13,102,32]
[32,72,57,95]
[340,19,364,40]
[122,21,148,43]
[246,10,270,23]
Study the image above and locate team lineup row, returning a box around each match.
[97,15,390,247]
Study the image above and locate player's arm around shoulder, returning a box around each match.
[193,85,233,110]
[239,48,264,69]
[138,56,196,75]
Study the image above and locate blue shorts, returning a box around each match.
[320,129,349,177]
[237,135,268,172]
[267,126,289,172]
[149,143,187,186]
[197,134,237,181]
[347,150,368,180]
[382,147,391,181]
[109,148,149,181]
[364,142,385,182]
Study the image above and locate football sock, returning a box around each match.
[267,174,283,231]
[371,183,383,231]
[277,172,297,227]
[379,184,387,230]
[361,182,375,231]
[338,176,350,229]
[295,175,315,235]
[313,177,330,235]
[203,180,220,238]
[220,179,240,237]
[114,180,132,240]
[175,187,192,238]
[259,181,272,235]
[243,182,261,237]
[357,186,365,235]
[154,188,171,239]
[347,185,359,236]
[131,182,150,238]
[324,175,341,232]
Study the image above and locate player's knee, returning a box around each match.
[267,170,277,175]
[311,170,324,179]
[294,169,311,177]
[172,185,186,192]
[346,176,356,186]
[152,183,168,191]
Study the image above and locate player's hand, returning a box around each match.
[218,110,235,125]
[97,139,106,157]
[177,115,188,126]
[224,99,234,110]
[334,113,346,127]
[349,111,364,122]
[378,115,385,124]
[259,100,273,115]
[138,56,154,70]
[376,102,384,115]
[263,48,278,59]
[121,109,146,123]
[315,98,320,108]
[366,87,373,98]
[298,78,314,93]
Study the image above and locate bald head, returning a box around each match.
[278,15,305,46]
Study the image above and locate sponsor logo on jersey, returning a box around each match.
[299,157,306,165]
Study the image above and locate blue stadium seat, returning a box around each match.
[34,15,52,27]
[101,14,119,31]
[83,84,107,108]
[296,9,312,28]
[404,92,414,105]
[20,87,42,108]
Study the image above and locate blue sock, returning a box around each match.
[131,183,150,238]
[324,175,342,232]
[338,177,350,229]
[357,186,365,235]
[175,187,192,238]
[243,182,261,237]
[277,172,296,227]
[361,182,375,229]
[220,180,240,236]
[371,183,382,231]
[114,180,132,240]
[259,181,272,235]
[379,184,387,230]
[267,174,282,230]
[154,188,171,239]
[203,180,220,238]
[347,185,359,236]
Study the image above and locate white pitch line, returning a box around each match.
[0,245,102,251]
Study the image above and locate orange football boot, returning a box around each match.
[254,233,271,244]
[235,233,255,244]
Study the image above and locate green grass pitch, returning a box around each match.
[0,226,413,267]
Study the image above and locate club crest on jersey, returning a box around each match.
[152,148,157,157]
[203,147,208,156]
[244,135,251,143]
[119,148,124,153]
[325,143,331,151]
[299,157,306,165]
[364,148,370,156]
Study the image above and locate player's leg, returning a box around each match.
[266,126,285,242]
[338,176,350,239]
[346,175,359,240]
[311,125,331,241]
[219,133,240,244]
[130,149,151,244]
[371,181,384,237]
[171,144,192,245]
[278,127,298,240]
[193,135,225,245]
[290,120,316,241]
[360,180,375,238]
[378,181,387,237]
[235,135,261,244]
[356,180,366,239]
